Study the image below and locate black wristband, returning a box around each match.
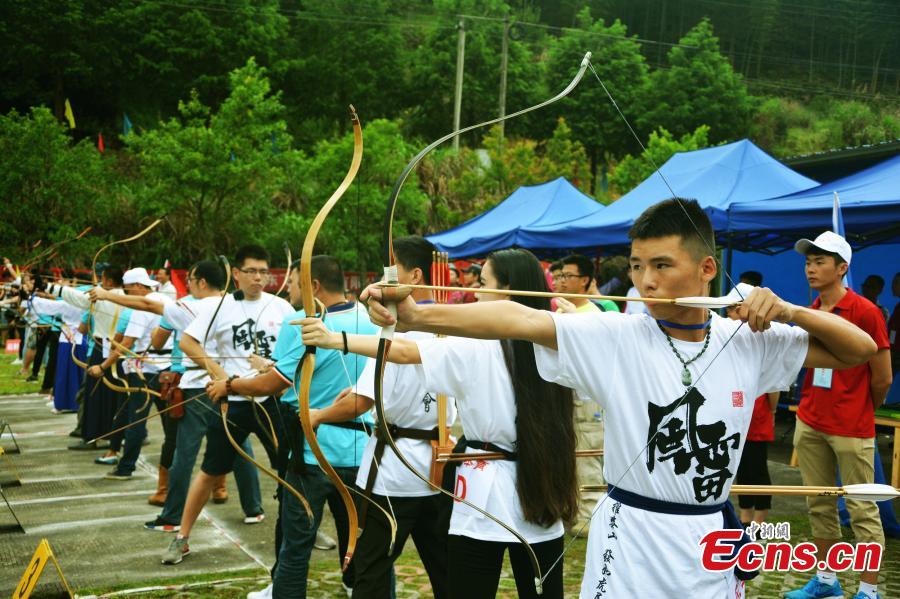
[342,331,349,355]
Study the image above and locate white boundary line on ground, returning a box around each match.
[134,457,272,571]
[8,489,154,506]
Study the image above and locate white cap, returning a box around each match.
[794,231,852,265]
[724,282,756,305]
[122,267,159,288]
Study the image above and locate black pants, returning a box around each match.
[352,492,452,599]
[736,440,772,510]
[447,533,564,599]
[31,327,50,377]
[40,334,59,390]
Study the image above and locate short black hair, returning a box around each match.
[805,249,846,266]
[561,254,594,287]
[628,198,715,261]
[393,236,436,285]
[190,260,226,290]
[739,271,763,286]
[311,255,345,293]
[549,260,563,273]
[862,274,884,289]
[235,244,270,268]
[102,265,124,287]
[158,266,172,276]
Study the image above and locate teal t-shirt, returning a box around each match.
[115,308,133,335]
[159,314,185,374]
[81,311,94,354]
[273,301,377,467]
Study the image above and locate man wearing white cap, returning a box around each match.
[786,232,893,599]
[101,267,176,480]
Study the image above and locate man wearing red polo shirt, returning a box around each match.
[787,232,893,599]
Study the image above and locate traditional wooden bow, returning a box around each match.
[375,52,593,595]
[294,105,364,571]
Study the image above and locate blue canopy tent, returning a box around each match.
[727,153,900,251]
[426,177,602,258]
[519,139,818,251]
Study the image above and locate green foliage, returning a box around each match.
[640,19,754,145]
[265,118,430,272]
[546,9,649,191]
[0,107,113,263]
[126,58,294,262]
[609,125,710,197]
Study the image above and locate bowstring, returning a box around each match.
[538,60,752,587]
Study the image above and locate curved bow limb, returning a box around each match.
[295,106,364,571]
[375,52,594,597]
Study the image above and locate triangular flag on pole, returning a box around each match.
[123,113,132,136]
[832,191,853,289]
[97,133,105,153]
[63,99,75,129]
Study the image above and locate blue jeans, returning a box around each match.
[273,466,358,599]
[159,388,262,523]
[115,372,168,475]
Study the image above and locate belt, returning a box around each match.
[359,423,439,529]
[607,486,758,581]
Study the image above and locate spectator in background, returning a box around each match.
[447,264,465,304]
[155,267,178,301]
[861,274,889,324]
[553,254,618,313]
[461,264,481,304]
[786,232,892,599]
[889,272,899,375]
[739,270,763,287]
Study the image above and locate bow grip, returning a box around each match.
[380,265,398,341]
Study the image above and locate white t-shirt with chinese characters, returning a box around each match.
[416,336,564,544]
[533,311,808,599]
[184,292,293,402]
[160,296,222,389]
[123,291,174,375]
[353,331,457,497]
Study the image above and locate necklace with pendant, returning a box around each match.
[656,314,712,386]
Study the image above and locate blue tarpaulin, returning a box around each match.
[426,177,602,258]
[727,154,900,249]
[520,139,818,250]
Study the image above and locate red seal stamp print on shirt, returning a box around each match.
[732,391,744,408]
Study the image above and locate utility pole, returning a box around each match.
[498,16,510,148]
[452,19,466,152]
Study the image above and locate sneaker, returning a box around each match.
[68,430,82,438]
[851,593,881,599]
[144,517,181,533]
[25,374,38,382]
[94,454,118,465]
[784,576,844,599]
[314,530,337,550]
[161,537,190,564]
[103,470,132,481]
[68,440,96,450]
[243,513,266,525]
[11,358,22,365]
[343,582,353,598]
[246,583,273,599]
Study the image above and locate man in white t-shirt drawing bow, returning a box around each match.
[360,198,878,598]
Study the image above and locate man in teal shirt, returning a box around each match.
[207,255,376,599]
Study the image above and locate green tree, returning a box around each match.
[545,9,650,194]
[608,125,710,197]
[640,19,754,144]
[0,107,113,264]
[125,58,294,261]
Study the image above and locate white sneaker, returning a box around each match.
[343,582,353,597]
[11,358,22,366]
[243,513,266,524]
[246,583,272,599]
[314,530,337,550]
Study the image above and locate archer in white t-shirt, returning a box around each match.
[302,247,578,599]
[359,199,878,599]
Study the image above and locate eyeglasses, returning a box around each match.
[238,268,270,277]
[552,273,587,281]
